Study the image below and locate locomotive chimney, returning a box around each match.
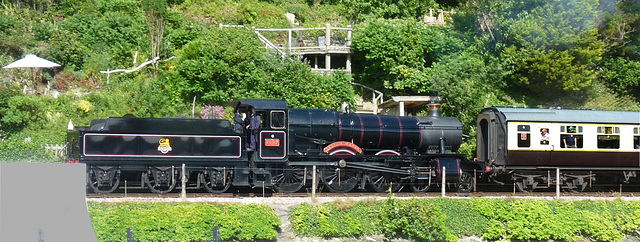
[427,98,442,117]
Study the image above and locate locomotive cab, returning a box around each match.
[227,98,289,160]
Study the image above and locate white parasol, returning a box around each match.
[3,54,61,69]
[3,54,61,94]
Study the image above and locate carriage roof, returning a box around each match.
[485,107,640,125]
[227,98,288,111]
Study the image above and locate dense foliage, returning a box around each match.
[0,0,639,161]
[290,196,640,242]
[88,197,640,241]
[88,202,281,242]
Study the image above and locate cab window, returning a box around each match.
[270,111,286,129]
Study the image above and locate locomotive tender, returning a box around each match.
[477,107,640,192]
[66,98,473,194]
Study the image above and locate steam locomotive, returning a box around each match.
[66,98,475,194]
[66,98,640,194]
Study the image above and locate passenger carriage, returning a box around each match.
[477,107,640,192]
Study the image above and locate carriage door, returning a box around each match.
[259,110,287,159]
[537,126,553,166]
[477,113,498,166]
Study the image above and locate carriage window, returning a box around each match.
[597,126,620,149]
[598,126,619,134]
[517,125,530,147]
[270,111,286,129]
[518,133,531,147]
[539,128,550,145]
[560,125,582,148]
[635,127,640,149]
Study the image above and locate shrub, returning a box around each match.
[88,202,280,242]
[290,196,454,241]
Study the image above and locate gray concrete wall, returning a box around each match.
[0,163,96,242]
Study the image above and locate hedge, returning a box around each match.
[290,196,640,242]
[88,197,640,242]
[88,202,280,242]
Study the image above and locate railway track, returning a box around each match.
[86,181,640,199]
[87,191,640,199]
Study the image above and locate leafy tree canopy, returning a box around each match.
[163,27,354,109]
[465,0,606,97]
[351,19,464,94]
[342,0,439,23]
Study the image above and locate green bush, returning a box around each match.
[88,202,280,242]
[212,203,281,241]
[290,196,455,241]
[289,200,379,238]
[290,197,640,242]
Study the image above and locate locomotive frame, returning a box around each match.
[66,98,475,194]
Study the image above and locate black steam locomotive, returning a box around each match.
[66,98,475,194]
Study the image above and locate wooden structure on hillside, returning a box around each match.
[219,23,353,74]
[220,8,455,74]
[379,96,436,116]
[253,24,353,74]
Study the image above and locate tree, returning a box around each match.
[501,29,604,94]
[142,0,167,75]
[600,57,640,100]
[341,0,438,23]
[351,19,465,94]
[163,27,355,109]
[466,0,605,97]
[598,0,640,58]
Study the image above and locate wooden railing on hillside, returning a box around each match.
[219,23,353,55]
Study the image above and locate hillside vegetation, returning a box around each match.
[0,0,639,161]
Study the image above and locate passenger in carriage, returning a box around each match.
[540,128,550,145]
[563,126,577,148]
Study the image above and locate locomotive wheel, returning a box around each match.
[144,167,177,194]
[272,165,305,193]
[200,168,231,193]
[87,167,121,194]
[411,180,430,193]
[367,169,402,193]
[457,172,474,193]
[321,166,358,193]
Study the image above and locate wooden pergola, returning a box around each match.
[378,96,438,116]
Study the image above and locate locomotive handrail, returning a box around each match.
[345,162,411,175]
[292,134,331,145]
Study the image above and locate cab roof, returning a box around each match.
[227,98,288,110]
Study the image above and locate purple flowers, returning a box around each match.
[200,104,225,119]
